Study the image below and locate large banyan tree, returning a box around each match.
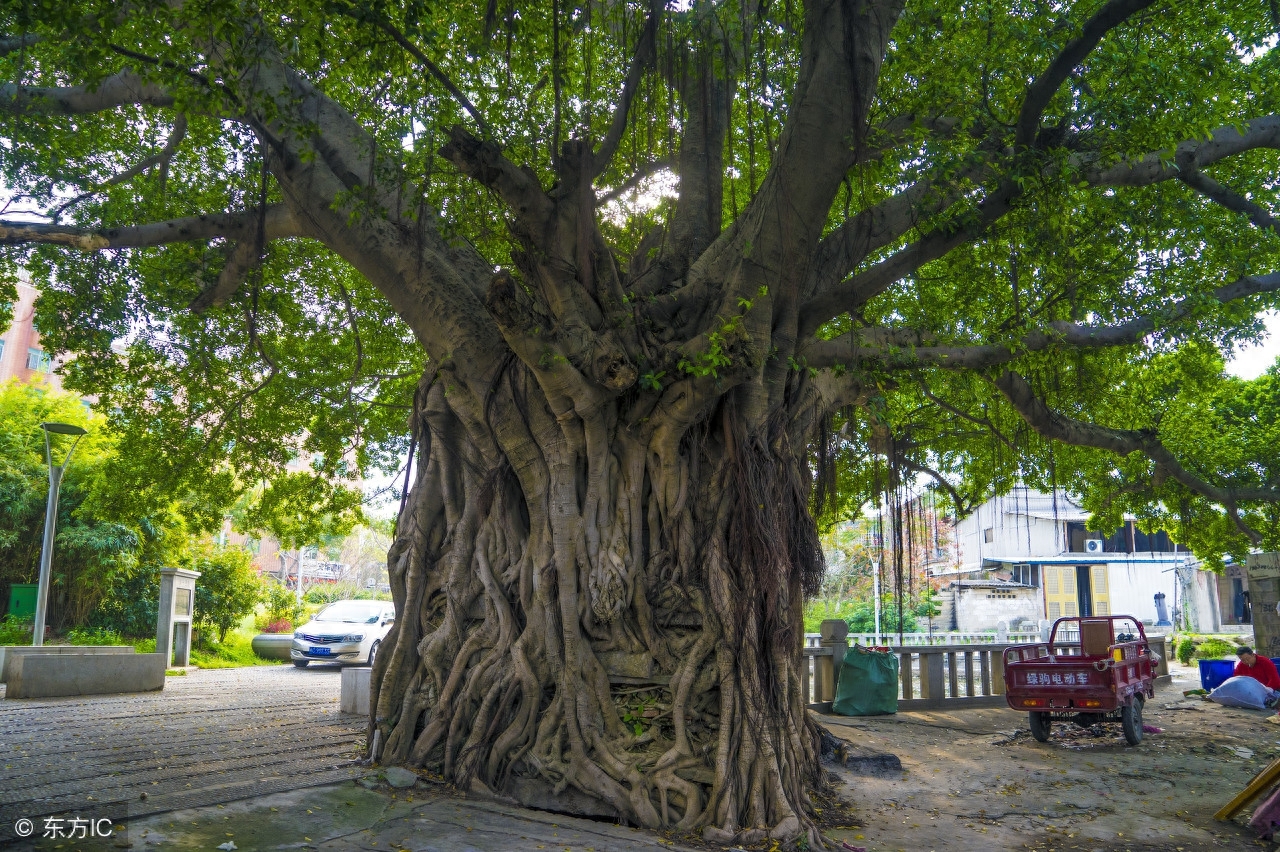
[4,0,1280,845]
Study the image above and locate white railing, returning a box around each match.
[800,621,1169,711]
[803,631,1042,648]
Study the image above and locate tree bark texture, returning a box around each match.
[368,351,832,845]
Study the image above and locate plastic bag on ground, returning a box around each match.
[1208,675,1271,710]
[832,645,899,716]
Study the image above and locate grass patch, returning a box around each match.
[0,615,33,645]
[132,628,279,668]
[190,630,282,669]
[65,626,127,646]
[165,668,187,676]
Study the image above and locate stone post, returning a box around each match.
[1246,553,1280,658]
[819,619,850,701]
[157,568,201,667]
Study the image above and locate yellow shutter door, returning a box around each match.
[1044,566,1076,621]
[1091,565,1110,616]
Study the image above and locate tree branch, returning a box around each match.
[1177,167,1280,233]
[900,458,976,516]
[1014,0,1157,148]
[188,239,262,313]
[806,271,1280,369]
[54,115,188,219]
[801,162,992,303]
[440,126,553,225]
[0,34,40,58]
[594,157,674,207]
[591,0,662,179]
[993,370,1278,539]
[363,16,491,138]
[918,384,1019,454]
[798,183,1019,338]
[801,114,1280,340]
[1082,115,1280,186]
[0,204,302,251]
[0,70,173,115]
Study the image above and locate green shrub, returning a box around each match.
[66,626,125,646]
[1176,636,1196,665]
[304,585,345,605]
[0,614,32,645]
[86,565,160,638]
[193,546,263,643]
[1193,638,1235,660]
[801,596,921,635]
[261,580,305,626]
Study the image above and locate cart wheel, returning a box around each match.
[1121,696,1144,746]
[1029,711,1051,742]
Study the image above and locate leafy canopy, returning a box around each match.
[1,0,1280,564]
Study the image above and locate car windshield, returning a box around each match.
[314,601,384,624]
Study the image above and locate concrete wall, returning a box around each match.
[1104,561,1179,624]
[1248,553,1280,657]
[0,645,135,683]
[1184,567,1221,634]
[6,652,165,698]
[955,498,1064,569]
[954,585,1042,632]
[1215,565,1251,626]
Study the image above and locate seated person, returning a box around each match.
[1234,646,1280,707]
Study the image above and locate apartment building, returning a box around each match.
[0,277,65,391]
[945,487,1220,632]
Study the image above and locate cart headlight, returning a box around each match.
[341,633,365,642]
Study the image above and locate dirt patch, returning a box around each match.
[815,663,1277,852]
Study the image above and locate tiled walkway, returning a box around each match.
[0,666,366,838]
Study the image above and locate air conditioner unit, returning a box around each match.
[1085,539,1104,554]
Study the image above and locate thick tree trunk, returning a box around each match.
[368,358,829,846]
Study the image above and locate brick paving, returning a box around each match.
[0,666,366,835]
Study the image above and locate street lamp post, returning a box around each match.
[32,422,87,647]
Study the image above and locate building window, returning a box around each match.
[1066,521,1127,553]
[0,339,5,360]
[1011,563,1040,587]
[26,348,51,372]
[983,527,994,543]
[1133,526,1177,553]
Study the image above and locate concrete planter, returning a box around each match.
[251,633,294,661]
[7,652,165,698]
[0,645,136,684]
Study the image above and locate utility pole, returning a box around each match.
[32,422,87,646]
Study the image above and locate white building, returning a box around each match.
[943,487,1221,632]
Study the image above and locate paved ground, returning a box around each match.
[0,665,366,846]
[15,783,703,852]
[3,660,1279,851]
[818,661,1276,851]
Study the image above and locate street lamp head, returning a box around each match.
[41,422,87,436]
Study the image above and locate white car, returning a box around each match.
[291,599,395,667]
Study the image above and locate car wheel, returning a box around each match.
[367,640,380,667]
[293,660,309,668]
[1121,696,1144,746]
[1029,711,1051,742]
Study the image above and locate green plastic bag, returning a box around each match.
[832,645,899,716]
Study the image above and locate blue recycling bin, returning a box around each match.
[1199,659,1235,692]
